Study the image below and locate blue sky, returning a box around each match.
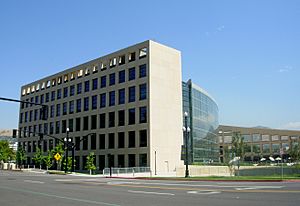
[0,0,299,130]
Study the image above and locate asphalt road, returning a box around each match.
[0,170,300,206]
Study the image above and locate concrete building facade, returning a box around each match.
[18,40,183,174]
[218,125,300,162]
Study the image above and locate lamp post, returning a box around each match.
[64,128,71,173]
[182,112,190,178]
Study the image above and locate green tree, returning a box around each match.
[0,140,15,162]
[63,157,73,172]
[32,148,43,169]
[231,132,247,160]
[288,140,300,163]
[43,152,53,171]
[16,147,27,170]
[51,143,64,170]
[85,152,96,175]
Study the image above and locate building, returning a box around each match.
[18,40,183,173]
[218,125,300,162]
[0,130,18,151]
[182,80,219,163]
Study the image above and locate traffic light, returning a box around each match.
[12,129,17,138]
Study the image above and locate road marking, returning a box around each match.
[128,190,175,196]
[187,190,221,195]
[0,185,121,206]
[24,180,45,184]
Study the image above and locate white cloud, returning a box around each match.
[217,25,225,31]
[280,122,300,130]
[278,65,293,73]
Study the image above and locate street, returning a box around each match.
[0,170,300,206]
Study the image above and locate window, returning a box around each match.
[129,52,136,62]
[57,76,62,85]
[77,69,83,78]
[118,88,125,104]
[56,104,61,117]
[128,131,135,148]
[128,67,135,81]
[139,130,147,147]
[118,155,125,168]
[83,116,89,131]
[99,155,105,170]
[139,47,147,59]
[77,83,82,94]
[109,73,115,86]
[55,121,60,134]
[118,110,125,126]
[109,57,117,68]
[29,111,32,122]
[128,86,135,102]
[45,93,49,102]
[51,91,55,101]
[61,120,66,133]
[109,112,115,127]
[128,154,135,167]
[109,91,115,106]
[139,154,147,167]
[91,134,96,150]
[93,65,98,73]
[43,123,48,134]
[128,108,135,125]
[68,119,73,132]
[34,109,38,120]
[69,86,74,97]
[63,102,67,115]
[101,62,107,71]
[119,70,125,83]
[83,136,88,150]
[49,122,54,134]
[57,89,61,99]
[85,68,90,76]
[99,134,105,149]
[35,96,39,104]
[253,134,261,142]
[118,132,125,148]
[50,106,54,118]
[139,84,147,100]
[101,76,106,88]
[92,78,98,90]
[84,80,90,92]
[70,72,76,80]
[108,133,115,149]
[75,137,81,151]
[91,115,97,130]
[84,97,89,111]
[69,100,74,114]
[139,64,147,78]
[64,74,68,83]
[63,87,68,98]
[76,99,81,113]
[76,117,81,131]
[119,55,125,65]
[92,95,97,110]
[100,93,106,108]
[139,106,147,123]
[99,113,105,128]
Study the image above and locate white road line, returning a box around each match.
[24,180,45,184]
[128,190,175,196]
[187,190,221,195]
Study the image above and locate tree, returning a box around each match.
[231,132,247,176]
[0,140,15,163]
[43,152,53,171]
[63,157,73,172]
[32,148,43,169]
[16,147,27,170]
[288,140,300,163]
[51,143,64,170]
[85,152,96,175]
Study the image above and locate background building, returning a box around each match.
[218,125,300,162]
[0,129,17,151]
[182,80,219,163]
[18,40,183,174]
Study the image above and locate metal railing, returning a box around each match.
[103,167,151,176]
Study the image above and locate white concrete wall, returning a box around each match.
[149,41,184,175]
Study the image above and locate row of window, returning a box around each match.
[20,130,147,154]
[22,49,147,96]
[20,84,147,123]
[23,153,147,170]
[21,64,147,109]
[20,108,147,136]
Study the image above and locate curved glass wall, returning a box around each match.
[182,80,219,163]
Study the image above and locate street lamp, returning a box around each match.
[182,111,190,178]
[64,128,71,173]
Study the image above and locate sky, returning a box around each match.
[0,0,299,130]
